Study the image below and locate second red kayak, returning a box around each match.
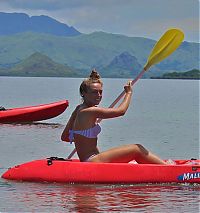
[0,100,69,123]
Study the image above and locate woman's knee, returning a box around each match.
[132,144,149,156]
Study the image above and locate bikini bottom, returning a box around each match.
[83,154,97,162]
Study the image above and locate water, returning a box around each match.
[0,182,199,212]
[0,77,199,212]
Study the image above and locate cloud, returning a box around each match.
[0,0,126,10]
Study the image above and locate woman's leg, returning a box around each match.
[89,144,166,164]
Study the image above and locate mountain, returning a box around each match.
[0,12,81,36]
[0,12,199,78]
[99,52,143,78]
[0,31,198,78]
[0,52,81,77]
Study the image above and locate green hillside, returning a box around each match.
[0,52,81,77]
[0,31,198,77]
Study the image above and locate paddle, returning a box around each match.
[67,28,184,159]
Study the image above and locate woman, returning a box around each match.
[61,69,166,164]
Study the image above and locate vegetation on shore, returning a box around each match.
[151,69,200,79]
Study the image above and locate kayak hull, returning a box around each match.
[0,100,69,123]
[2,158,200,184]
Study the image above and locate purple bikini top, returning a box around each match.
[69,124,101,143]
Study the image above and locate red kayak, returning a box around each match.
[0,100,69,123]
[2,157,200,184]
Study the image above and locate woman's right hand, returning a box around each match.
[124,81,132,94]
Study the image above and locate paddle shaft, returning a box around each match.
[67,148,77,159]
[67,68,146,159]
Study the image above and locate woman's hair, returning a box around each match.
[80,69,103,97]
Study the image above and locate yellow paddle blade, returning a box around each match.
[144,29,184,70]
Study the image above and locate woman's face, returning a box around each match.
[83,83,103,106]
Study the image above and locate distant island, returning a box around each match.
[151,69,200,80]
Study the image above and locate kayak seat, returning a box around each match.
[47,157,72,166]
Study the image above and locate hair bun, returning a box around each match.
[89,69,101,80]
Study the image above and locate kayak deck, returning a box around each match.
[2,158,200,184]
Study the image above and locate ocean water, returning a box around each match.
[0,77,199,212]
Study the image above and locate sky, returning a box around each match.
[0,0,199,42]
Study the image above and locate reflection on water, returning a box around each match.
[0,181,199,212]
[0,122,63,129]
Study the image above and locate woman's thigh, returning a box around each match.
[89,144,148,163]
